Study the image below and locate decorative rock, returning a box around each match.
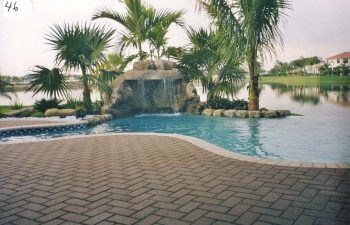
[213,109,225,117]
[133,61,149,70]
[223,110,236,118]
[133,60,175,70]
[262,110,278,118]
[276,110,291,117]
[44,108,76,117]
[248,111,261,118]
[202,109,215,116]
[103,61,200,118]
[87,114,113,126]
[236,110,248,118]
[6,107,35,117]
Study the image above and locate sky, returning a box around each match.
[0,0,349,76]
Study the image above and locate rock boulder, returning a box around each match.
[45,108,76,117]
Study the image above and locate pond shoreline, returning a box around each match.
[260,75,350,85]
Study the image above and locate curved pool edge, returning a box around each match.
[0,121,88,132]
[1,132,349,169]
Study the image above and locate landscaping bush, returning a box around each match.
[18,110,32,117]
[64,98,84,109]
[34,98,62,113]
[64,99,103,115]
[207,98,248,110]
[91,100,104,114]
[31,111,45,117]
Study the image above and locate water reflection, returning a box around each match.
[267,83,350,107]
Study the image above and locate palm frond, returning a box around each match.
[27,65,71,99]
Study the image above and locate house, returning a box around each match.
[326,52,350,68]
[305,62,324,74]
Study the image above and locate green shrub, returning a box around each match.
[91,100,104,115]
[31,111,45,117]
[18,110,32,117]
[64,98,84,109]
[34,98,62,113]
[75,107,86,119]
[207,98,248,110]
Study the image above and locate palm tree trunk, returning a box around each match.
[248,55,259,111]
[138,40,143,59]
[157,48,160,59]
[81,68,92,109]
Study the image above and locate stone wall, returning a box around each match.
[202,108,291,118]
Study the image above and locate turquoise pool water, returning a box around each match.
[3,114,350,163]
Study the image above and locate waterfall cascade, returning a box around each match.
[102,60,202,118]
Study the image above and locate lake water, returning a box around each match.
[1,83,349,118]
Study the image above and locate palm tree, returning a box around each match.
[46,23,114,109]
[92,0,184,59]
[0,74,14,99]
[93,53,137,99]
[27,65,70,99]
[147,10,185,58]
[197,0,291,110]
[177,27,245,100]
[92,0,150,59]
[163,46,185,60]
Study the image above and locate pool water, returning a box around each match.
[3,114,350,163]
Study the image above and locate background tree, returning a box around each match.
[319,63,331,76]
[269,61,293,76]
[197,0,291,110]
[46,23,114,110]
[27,65,70,99]
[177,27,245,100]
[0,74,14,100]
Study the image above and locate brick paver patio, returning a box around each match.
[0,135,349,225]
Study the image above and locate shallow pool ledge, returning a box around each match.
[1,132,349,169]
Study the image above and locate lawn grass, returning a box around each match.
[0,105,13,114]
[260,76,350,85]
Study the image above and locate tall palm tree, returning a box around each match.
[27,65,70,99]
[0,75,14,100]
[92,0,184,59]
[46,23,114,109]
[177,27,245,100]
[197,0,291,110]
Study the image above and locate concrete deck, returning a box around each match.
[0,134,349,225]
[0,120,64,129]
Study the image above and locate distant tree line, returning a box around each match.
[267,56,349,76]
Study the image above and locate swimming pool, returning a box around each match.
[2,114,350,163]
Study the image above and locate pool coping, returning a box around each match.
[1,132,349,169]
[0,120,88,133]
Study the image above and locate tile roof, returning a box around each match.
[326,52,350,60]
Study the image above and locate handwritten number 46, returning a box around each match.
[5,1,18,12]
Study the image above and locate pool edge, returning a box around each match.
[1,132,349,169]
